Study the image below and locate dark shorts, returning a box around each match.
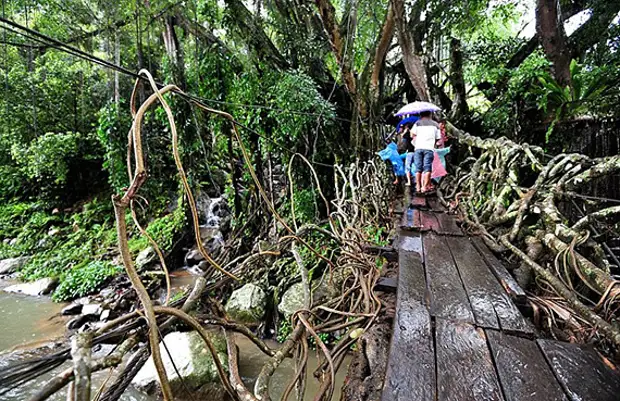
[414,149,434,173]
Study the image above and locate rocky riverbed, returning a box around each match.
[0,194,359,400]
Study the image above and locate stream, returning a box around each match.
[0,277,349,400]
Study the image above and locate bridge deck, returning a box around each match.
[382,194,620,401]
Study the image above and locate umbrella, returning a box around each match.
[396,116,419,130]
[395,101,440,117]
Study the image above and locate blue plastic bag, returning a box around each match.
[378,142,406,176]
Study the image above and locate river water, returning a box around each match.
[0,278,349,400]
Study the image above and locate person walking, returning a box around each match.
[411,111,441,193]
[402,125,416,186]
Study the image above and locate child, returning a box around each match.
[402,125,416,186]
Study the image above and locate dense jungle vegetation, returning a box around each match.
[1,1,620,400]
[0,0,618,301]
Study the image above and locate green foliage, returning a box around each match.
[479,52,551,135]
[363,225,389,247]
[277,320,292,343]
[53,261,121,302]
[144,204,187,253]
[96,102,132,192]
[11,132,81,185]
[0,197,123,301]
[536,60,613,142]
[283,187,317,226]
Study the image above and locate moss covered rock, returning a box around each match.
[225,283,267,324]
[132,330,228,394]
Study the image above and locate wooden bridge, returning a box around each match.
[381,193,620,401]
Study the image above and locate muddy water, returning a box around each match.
[0,278,349,400]
[0,282,66,351]
[236,335,350,401]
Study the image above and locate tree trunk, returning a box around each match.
[369,4,395,104]
[315,0,358,98]
[449,37,468,122]
[391,0,430,101]
[162,14,187,89]
[114,30,120,107]
[536,0,572,87]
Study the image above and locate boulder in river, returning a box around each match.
[278,282,306,319]
[4,277,57,296]
[136,246,157,270]
[278,279,339,319]
[185,248,205,266]
[81,303,102,316]
[66,314,95,330]
[0,256,30,275]
[62,303,83,316]
[225,284,267,324]
[133,330,228,395]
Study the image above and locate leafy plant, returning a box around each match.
[11,132,80,185]
[364,225,389,247]
[536,60,612,142]
[53,260,121,302]
[277,320,292,343]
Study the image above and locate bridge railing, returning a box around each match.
[442,123,620,348]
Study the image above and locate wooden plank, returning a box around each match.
[396,231,424,258]
[427,197,446,212]
[487,331,568,401]
[435,319,504,401]
[420,210,441,233]
[411,195,428,209]
[382,250,435,401]
[471,237,526,303]
[399,207,415,230]
[423,233,474,323]
[447,237,533,334]
[398,249,427,303]
[400,208,425,232]
[435,213,463,236]
[538,339,620,401]
[382,301,435,401]
[447,236,500,329]
[391,197,406,215]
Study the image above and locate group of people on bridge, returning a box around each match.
[379,104,449,194]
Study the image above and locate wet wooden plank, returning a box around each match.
[382,301,435,401]
[382,250,435,401]
[400,208,424,232]
[427,197,446,212]
[436,319,504,401]
[399,207,415,230]
[447,236,500,329]
[538,339,620,401]
[423,233,474,323]
[391,197,406,215]
[487,331,568,401]
[435,213,463,236]
[447,237,532,334]
[420,210,441,233]
[398,249,427,304]
[471,237,526,303]
[411,195,428,209]
[396,231,424,259]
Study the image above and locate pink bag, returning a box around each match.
[431,151,447,180]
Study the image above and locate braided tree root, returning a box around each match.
[443,123,620,347]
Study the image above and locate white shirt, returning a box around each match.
[412,119,441,150]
